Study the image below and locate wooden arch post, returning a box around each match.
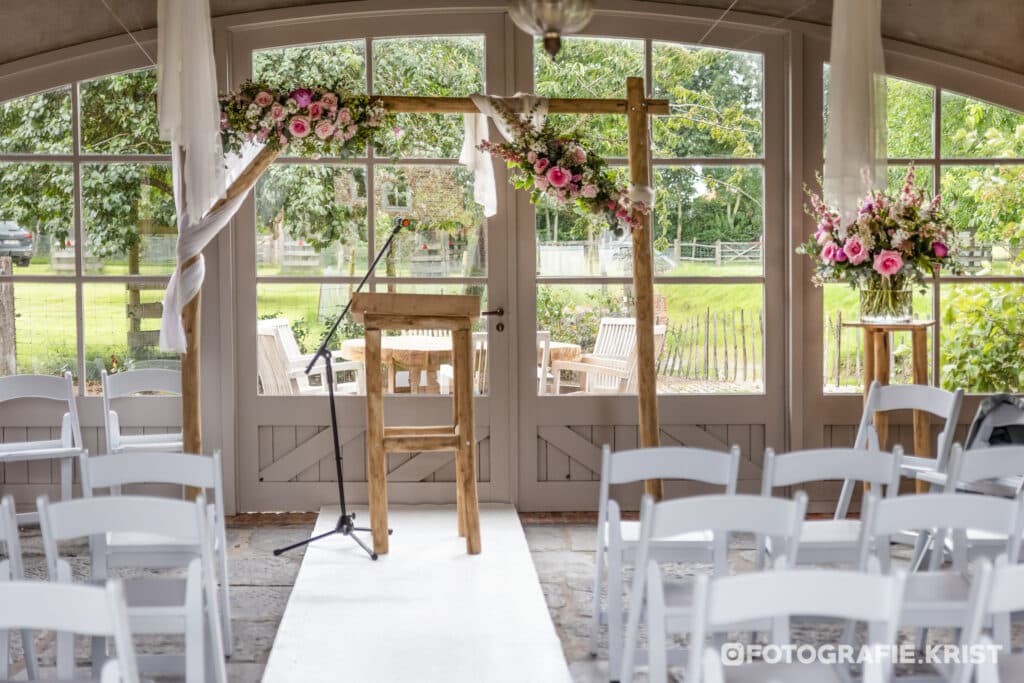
[179,86,668,499]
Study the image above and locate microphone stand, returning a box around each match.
[273,217,408,560]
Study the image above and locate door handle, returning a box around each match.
[481,307,504,317]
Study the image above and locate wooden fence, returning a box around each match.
[657,307,764,382]
[675,240,762,265]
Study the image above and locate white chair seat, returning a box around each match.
[718,661,848,683]
[116,432,184,452]
[901,571,971,626]
[767,519,861,564]
[108,530,198,552]
[0,444,79,462]
[609,519,714,546]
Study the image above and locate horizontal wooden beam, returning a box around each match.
[383,433,459,452]
[377,95,671,116]
[384,425,456,437]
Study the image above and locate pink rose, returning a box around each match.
[843,236,869,265]
[270,103,286,121]
[534,176,549,191]
[581,183,598,199]
[288,116,311,138]
[533,158,550,174]
[545,166,571,189]
[616,209,630,220]
[527,151,537,163]
[933,242,949,258]
[337,108,352,124]
[872,249,904,276]
[254,91,274,108]
[320,93,339,110]
[571,146,587,164]
[314,120,335,140]
[289,88,313,108]
[821,241,840,264]
[308,102,323,119]
[833,247,847,262]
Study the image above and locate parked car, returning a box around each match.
[0,221,33,266]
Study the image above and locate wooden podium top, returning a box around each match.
[350,293,481,327]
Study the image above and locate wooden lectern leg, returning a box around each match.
[364,328,389,555]
[453,329,481,555]
[453,373,466,538]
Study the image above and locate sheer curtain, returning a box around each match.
[823,0,887,220]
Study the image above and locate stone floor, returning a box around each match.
[10,515,1022,682]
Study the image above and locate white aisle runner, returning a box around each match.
[262,504,573,683]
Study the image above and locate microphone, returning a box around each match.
[393,216,412,232]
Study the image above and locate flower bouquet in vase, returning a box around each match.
[798,166,962,322]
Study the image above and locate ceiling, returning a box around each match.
[0,0,1022,74]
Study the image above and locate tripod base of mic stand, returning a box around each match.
[272,512,393,560]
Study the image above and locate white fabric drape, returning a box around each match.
[823,0,887,220]
[157,0,260,352]
[459,94,549,217]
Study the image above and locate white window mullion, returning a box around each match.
[71,80,87,394]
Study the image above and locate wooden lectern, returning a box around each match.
[350,292,482,555]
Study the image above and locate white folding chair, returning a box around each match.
[761,446,902,565]
[38,494,227,683]
[78,450,233,656]
[590,444,741,674]
[858,492,1024,657]
[620,491,807,683]
[0,372,84,524]
[0,579,138,683]
[101,369,183,454]
[960,557,1024,683]
[837,381,964,517]
[0,495,38,679]
[537,330,552,395]
[689,564,907,683]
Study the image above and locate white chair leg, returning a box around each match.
[20,628,39,680]
[91,634,107,678]
[589,543,605,657]
[185,560,205,683]
[56,630,74,679]
[60,457,73,502]
[607,550,624,679]
[993,612,1012,651]
[0,626,8,679]
[646,571,667,683]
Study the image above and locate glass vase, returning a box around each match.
[859,277,913,323]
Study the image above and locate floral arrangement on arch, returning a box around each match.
[478,103,648,236]
[797,165,963,291]
[220,80,394,157]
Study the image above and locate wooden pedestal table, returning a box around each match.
[842,319,935,493]
[350,292,482,555]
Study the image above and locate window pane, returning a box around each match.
[255,164,369,277]
[941,282,1024,393]
[886,164,933,195]
[654,165,764,276]
[538,283,762,394]
[0,86,72,153]
[0,162,73,275]
[253,40,366,93]
[82,283,178,394]
[535,166,629,277]
[374,36,485,158]
[373,165,486,278]
[652,42,763,158]
[535,36,643,158]
[941,165,1024,275]
[80,68,167,154]
[81,163,177,275]
[941,91,1024,158]
[822,283,933,393]
[886,77,934,158]
[1,282,77,380]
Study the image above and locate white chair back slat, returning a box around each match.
[763,447,903,491]
[38,495,205,549]
[857,381,963,461]
[0,372,74,403]
[81,452,217,492]
[604,445,741,489]
[102,369,181,399]
[948,444,1024,488]
[866,493,1023,541]
[646,493,807,543]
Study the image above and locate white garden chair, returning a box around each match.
[439,331,488,394]
[837,381,963,518]
[101,369,183,454]
[0,372,84,525]
[38,494,227,683]
[553,318,667,394]
[256,317,365,395]
[78,450,233,656]
[857,492,1024,656]
[690,564,907,683]
[537,330,552,394]
[960,557,1024,683]
[0,495,38,679]
[589,444,741,675]
[0,579,138,683]
[620,491,807,683]
[761,446,903,566]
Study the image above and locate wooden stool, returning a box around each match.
[843,319,936,493]
[350,293,482,555]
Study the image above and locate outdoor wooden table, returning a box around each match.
[842,319,936,493]
[340,336,582,394]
